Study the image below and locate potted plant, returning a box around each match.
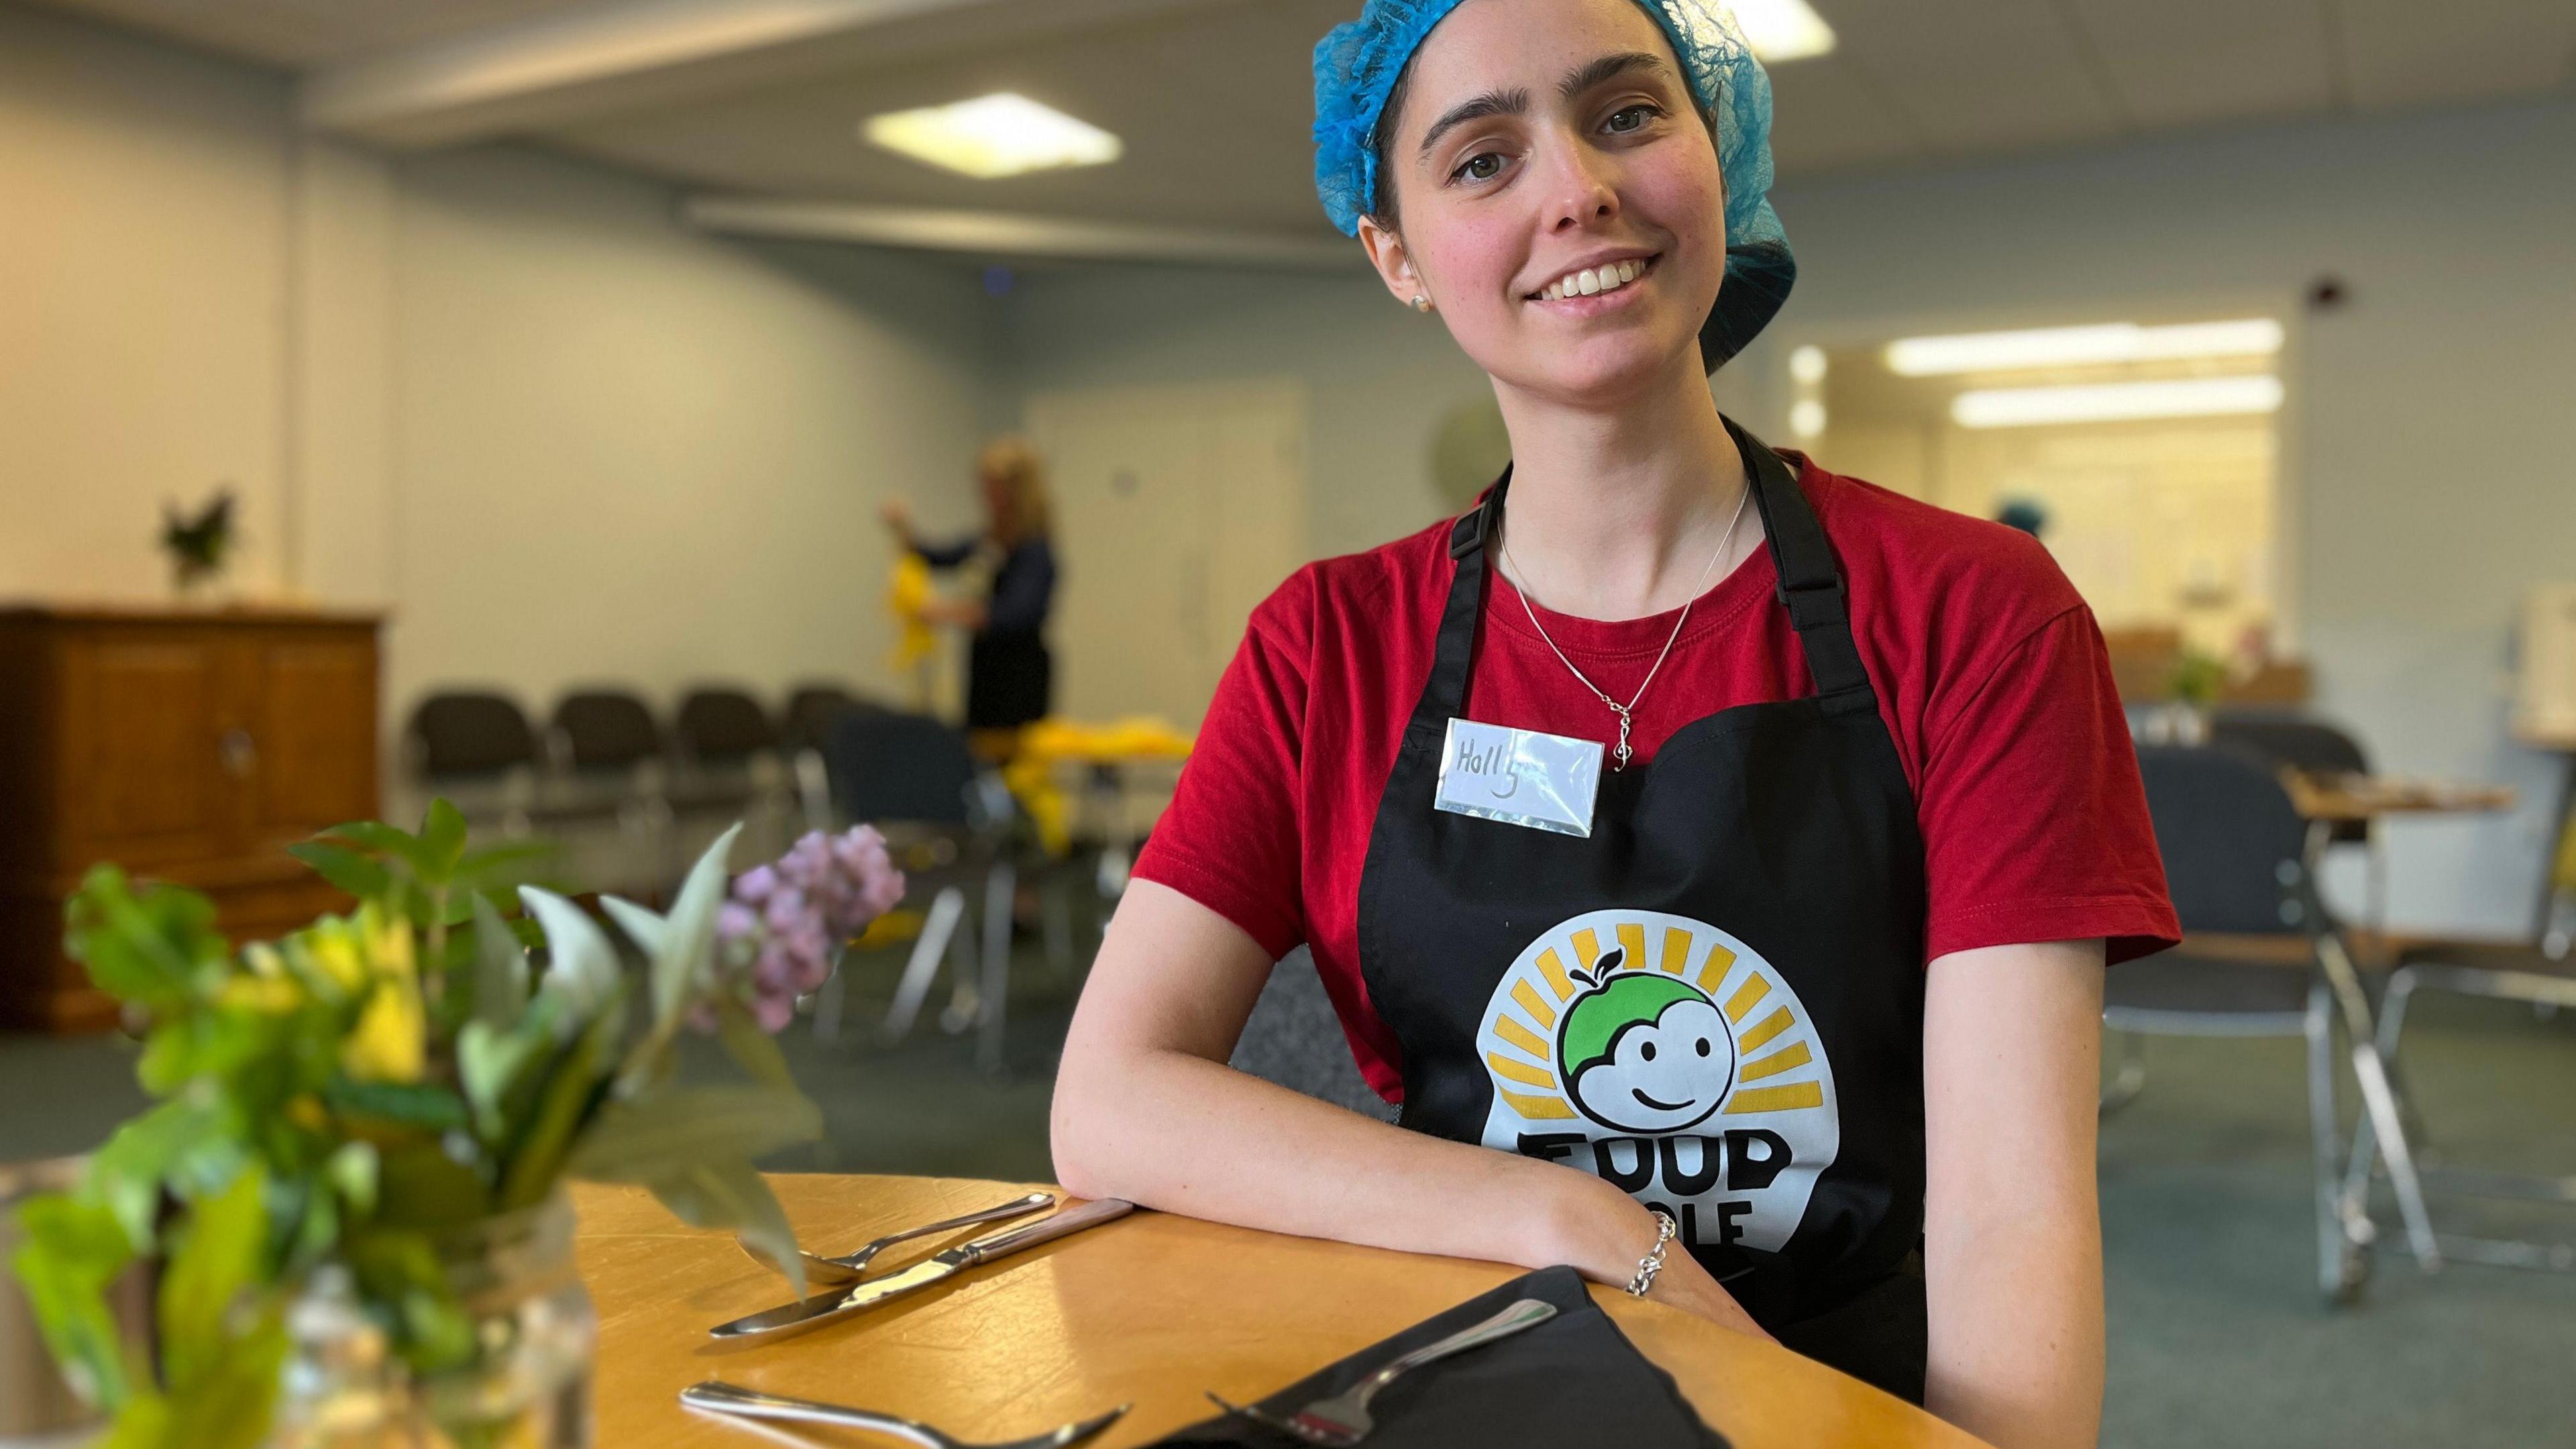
[7,806,902,1448]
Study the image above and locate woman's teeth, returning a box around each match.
[1538,257,1651,302]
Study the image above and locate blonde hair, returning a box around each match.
[978,436,1051,545]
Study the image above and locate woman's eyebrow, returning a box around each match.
[1560,50,1672,99]
[1415,87,1531,158]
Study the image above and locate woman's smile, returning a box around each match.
[1527,251,1661,309]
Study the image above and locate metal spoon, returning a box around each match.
[738,1191,1054,1287]
[682,1381,1127,1449]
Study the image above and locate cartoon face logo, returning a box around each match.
[1556,951,1737,1133]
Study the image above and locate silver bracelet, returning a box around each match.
[1625,1210,1678,1297]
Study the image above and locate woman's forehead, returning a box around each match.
[1401,0,1680,123]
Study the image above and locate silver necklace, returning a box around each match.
[1499,475,1753,771]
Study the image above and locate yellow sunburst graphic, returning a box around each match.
[1476,908,1839,1254]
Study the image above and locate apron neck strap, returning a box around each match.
[1729,418,1880,715]
[1424,419,1878,731]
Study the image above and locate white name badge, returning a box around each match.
[1434,718,1603,838]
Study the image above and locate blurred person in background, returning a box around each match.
[879,437,1060,746]
[1051,3,2176,1448]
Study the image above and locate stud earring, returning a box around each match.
[1409,294,1434,313]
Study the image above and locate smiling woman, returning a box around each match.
[1050,5,2178,1449]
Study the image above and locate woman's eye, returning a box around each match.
[1605,105,1659,134]
[1454,152,1506,183]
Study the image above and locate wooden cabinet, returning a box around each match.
[0,605,382,1032]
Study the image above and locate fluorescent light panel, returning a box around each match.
[863,93,1121,179]
[1731,0,1837,62]
[1886,319,2284,376]
[1952,376,2285,429]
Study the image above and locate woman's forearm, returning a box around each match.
[1051,882,1659,1285]
[1925,1195,2103,1448]
[1055,1038,1654,1281]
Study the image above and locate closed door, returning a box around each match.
[236,631,380,853]
[1030,380,1309,730]
[66,631,229,869]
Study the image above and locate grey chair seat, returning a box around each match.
[2394,940,2576,980]
[2106,951,2315,1023]
[1231,948,1395,1121]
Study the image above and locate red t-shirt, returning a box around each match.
[1135,457,2180,1103]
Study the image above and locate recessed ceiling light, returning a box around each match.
[1731,0,1837,63]
[1886,319,2284,376]
[861,93,1122,179]
[1952,376,2285,429]
[1789,399,1829,437]
[1788,345,1828,384]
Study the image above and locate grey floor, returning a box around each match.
[7,945,2573,1448]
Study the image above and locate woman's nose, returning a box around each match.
[1536,137,1619,232]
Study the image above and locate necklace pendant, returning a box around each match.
[1611,709,1634,771]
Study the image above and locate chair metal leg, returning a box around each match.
[973,860,1015,1075]
[2098,1032,2148,1116]
[881,886,966,1043]
[2306,985,2365,1302]
[810,943,849,1044]
[2314,931,2442,1270]
[794,749,834,833]
[937,890,984,1035]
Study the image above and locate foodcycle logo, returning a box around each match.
[1476,908,1839,1255]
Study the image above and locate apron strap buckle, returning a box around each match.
[1778,577,1849,631]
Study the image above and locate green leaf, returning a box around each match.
[373,1144,491,1230]
[597,895,669,960]
[282,841,393,901]
[343,1230,474,1375]
[156,1168,268,1391]
[651,824,743,1028]
[65,868,222,1011]
[313,820,435,875]
[416,799,469,879]
[715,997,796,1093]
[517,888,621,1016]
[8,1193,142,1410]
[649,1157,805,1301]
[467,894,529,1028]
[326,1142,379,1218]
[89,1094,229,1248]
[162,1307,287,1449]
[321,1079,470,1135]
[494,1011,614,1211]
[566,1085,820,1185]
[456,1019,541,1144]
[453,841,560,893]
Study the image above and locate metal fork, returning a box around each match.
[1205,1297,1557,1446]
[736,1191,1054,1287]
[681,1381,1128,1449]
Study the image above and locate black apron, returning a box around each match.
[1352,421,1931,1401]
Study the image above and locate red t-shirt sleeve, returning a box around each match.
[1131,574,1313,961]
[1916,604,2179,965]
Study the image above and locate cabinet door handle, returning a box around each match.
[219,729,258,779]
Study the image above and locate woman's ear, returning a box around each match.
[1357,215,1435,313]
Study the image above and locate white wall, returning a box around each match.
[0,7,292,598]
[1000,97,2576,937]
[0,5,1005,731]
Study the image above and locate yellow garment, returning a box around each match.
[1002,716,1195,857]
[889,554,938,671]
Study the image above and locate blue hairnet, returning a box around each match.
[1313,0,1794,368]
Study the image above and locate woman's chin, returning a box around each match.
[1513,337,1696,407]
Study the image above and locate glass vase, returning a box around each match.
[274,1192,596,1449]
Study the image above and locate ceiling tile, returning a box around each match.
[1764,55,1934,177]
[2062,0,2337,126]
[2334,0,2576,109]
[1813,0,2129,159]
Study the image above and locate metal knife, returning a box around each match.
[708,1197,1135,1340]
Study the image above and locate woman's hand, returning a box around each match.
[1642,1242,1770,1340]
[877,498,914,540]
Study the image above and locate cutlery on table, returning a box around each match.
[709,1197,1135,1340]
[1205,1297,1558,1447]
[737,1191,1055,1287]
[682,1381,1127,1449]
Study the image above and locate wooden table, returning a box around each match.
[2282,770,2516,824]
[576,1175,1984,1449]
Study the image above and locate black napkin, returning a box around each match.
[1155,1265,1727,1448]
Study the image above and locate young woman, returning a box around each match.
[1053,3,2177,1445]
[879,437,1059,739]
